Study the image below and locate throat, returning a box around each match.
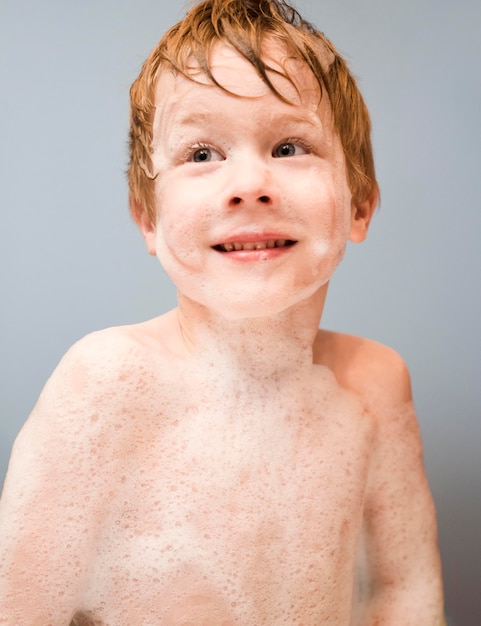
[175,301,321,380]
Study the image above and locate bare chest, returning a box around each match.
[80,378,372,625]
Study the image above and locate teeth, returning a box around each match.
[220,239,292,252]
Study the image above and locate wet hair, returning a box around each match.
[128,0,379,223]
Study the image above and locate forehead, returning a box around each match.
[154,39,327,117]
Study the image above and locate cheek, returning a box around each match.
[310,178,352,245]
[152,185,211,273]
[154,217,201,272]
[302,187,352,282]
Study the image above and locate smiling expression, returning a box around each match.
[138,40,361,319]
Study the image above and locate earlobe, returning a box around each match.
[130,198,157,256]
[349,189,379,243]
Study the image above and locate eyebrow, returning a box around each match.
[176,110,321,130]
[175,111,214,127]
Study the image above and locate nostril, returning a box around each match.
[229,195,271,206]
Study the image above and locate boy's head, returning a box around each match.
[128,0,378,225]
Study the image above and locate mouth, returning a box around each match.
[213,239,297,252]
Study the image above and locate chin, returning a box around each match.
[188,282,325,321]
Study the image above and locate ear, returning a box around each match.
[130,198,157,256]
[349,188,379,243]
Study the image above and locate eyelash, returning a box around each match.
[183,142,223,163]
[274,137,313,156]
[181,137,314,163]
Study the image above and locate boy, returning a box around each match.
[0,0,444,624]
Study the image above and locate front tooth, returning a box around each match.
[255,242,267,250]
[223,243,234,252]
[275,239,286,247]
[267,240,275,248]
[234,242,243,251]
[243,243,256,250]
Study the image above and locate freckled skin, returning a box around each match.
[0,42,444,625]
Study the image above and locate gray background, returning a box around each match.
[1,0,480,623]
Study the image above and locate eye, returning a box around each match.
[273,141,308,158]
[189,145,224,163]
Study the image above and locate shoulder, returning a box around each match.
[44,315,175,395]
[59,319,159,368]
[7,320,170,488]
[15,317,176,447]
[37,326,137,405]
[314,330,412,411]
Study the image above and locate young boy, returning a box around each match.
[0,0,444,624]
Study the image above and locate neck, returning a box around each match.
[174,286,328,381]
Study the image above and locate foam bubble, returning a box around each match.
[1,322,440,623]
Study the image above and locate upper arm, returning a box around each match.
[358,347,444,623]
[0,331,134,624]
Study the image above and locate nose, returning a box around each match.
[224,158,280,210]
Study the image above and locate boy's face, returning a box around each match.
[138,40,367,319]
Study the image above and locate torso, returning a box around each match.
[71,322,375,625]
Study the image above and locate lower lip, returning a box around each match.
[214,245,296,262]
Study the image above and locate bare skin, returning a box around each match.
[0,311,443,625]
[0,42,444,625]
